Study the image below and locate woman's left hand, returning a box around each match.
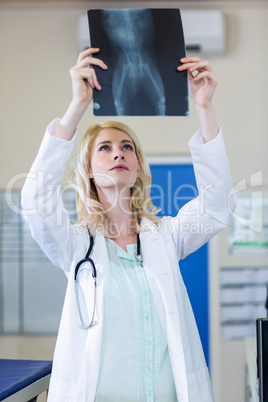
[177,57,218,109]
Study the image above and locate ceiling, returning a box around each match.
[0,0,267,8]
[0,0,267,2]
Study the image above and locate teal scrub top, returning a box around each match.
[95,238,177,402]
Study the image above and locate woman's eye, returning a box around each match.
[99,145,110,151]
[123,144,134,151]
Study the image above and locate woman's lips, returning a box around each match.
[110,164,129,171]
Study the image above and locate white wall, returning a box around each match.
[1,2,267,189]
[0,2,267,402]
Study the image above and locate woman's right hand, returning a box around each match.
[69,47,108,108]
[52,48,107,141]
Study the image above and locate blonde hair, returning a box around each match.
[73,121,160,237]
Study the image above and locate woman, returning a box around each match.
[21,48,236,401]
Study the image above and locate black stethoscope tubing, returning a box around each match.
[74,230,96,282]
[74,229,142,281]
[74,228,143,329]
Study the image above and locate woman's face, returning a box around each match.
[90,128,141,194]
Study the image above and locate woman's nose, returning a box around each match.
[114,150,125,160]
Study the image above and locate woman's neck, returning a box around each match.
[97,187,135,238]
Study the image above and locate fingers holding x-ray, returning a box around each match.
[69,47,108,104]
[77,56,107,89]
[178,57,217,107]
[78,55,108,71]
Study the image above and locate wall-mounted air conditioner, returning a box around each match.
[181,10,225,54]
[78,10,225,55]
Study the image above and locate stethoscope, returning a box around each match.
[74,228,143,329]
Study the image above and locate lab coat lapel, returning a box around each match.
[140,221,189,401]
[76,231,110,401]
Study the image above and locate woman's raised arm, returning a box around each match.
[21,49,107,271]
[177,57,218,143]
[53,47,108,141]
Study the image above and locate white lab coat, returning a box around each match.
[21,119,237,402]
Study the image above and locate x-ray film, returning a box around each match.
[87,9,189,117]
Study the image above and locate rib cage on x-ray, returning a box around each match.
[101,9,166,116]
